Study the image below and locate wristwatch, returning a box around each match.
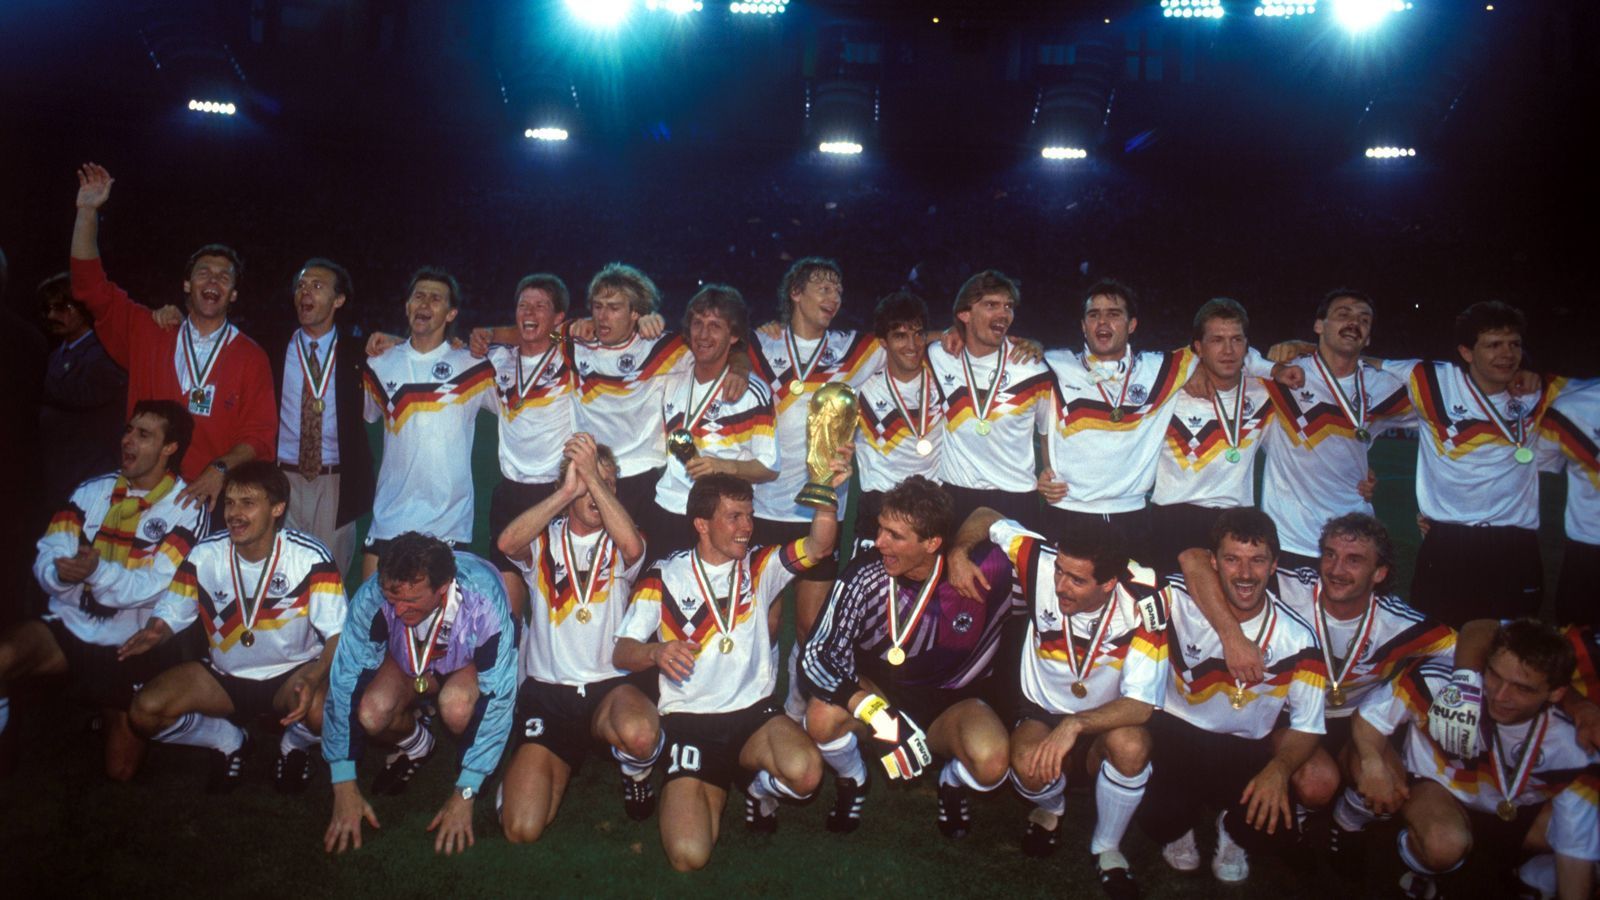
[457,785,476,800]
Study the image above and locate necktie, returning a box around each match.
[298,340,324,480]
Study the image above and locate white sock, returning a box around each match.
[395,718,435,760]
[613,731,664,779]
[1091,760,1149,855]
[1010,770,1067,817]
[750,768,811,802]
[1397,827,1461,876]
[817,732,867,783]
[1517,854,1557,899]
[0,696,10,735]
[1333,787,1377,832]
[939,757,1004,792]
[154,713,245,754]
[278,722,319,754]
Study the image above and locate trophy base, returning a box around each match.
[794,483,838,509]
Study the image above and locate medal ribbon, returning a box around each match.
[515,342,563,402]
[1490,708,1551,807]
[296,332,336,405]
[228,534,284,643]
[1089,347,1134,416]
[1063,593,1117,684]
[690,551,743,641]
[784,328,826,393]
[1210,383,1247,452]
[560,520,612,619]
[885,369,932,442]
[1312,353,1367,435]
[1311,583,1378,693]
[181,320,234,394]
[681,364,732,433]
[887,555,945,655]
[1232,602,1279,695]
[405,581,459,679]
[960,348,1007,425]
[1460,370,1528,450]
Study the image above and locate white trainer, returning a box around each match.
[1211,811,1250,883]
[1161,829,1202,873]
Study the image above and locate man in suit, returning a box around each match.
[39,271,127,508]
[270,258,375,578]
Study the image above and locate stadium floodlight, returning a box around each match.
[1159,0,1225,20]
[1254,2,1318,16]
[646,0,703,11]
[1331,0,1412,33]
[1040,146,1088,160]
[187,99,237,116]
[525,127,571,141]
[1363,146,1416,158]
[565,0,632,29]
[818,141,863,155]
[729,1,788,15]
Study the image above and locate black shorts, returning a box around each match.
[44,617,184,710]
[1146,502,1233,577]
[863,667,994,735]
[1319,713,1355,755]
[205,659,295,723]
[363,535,459,556]
[660,698,782,789]
[1040,506,1152,572]
[944,485,1042,535]
[1556,538,1600,629]
[752,518,837,583]
[512,671,657,771]
[615,468,666,534]
[1411,523,1542,627]
[1013,697,1096,784]
[488,478,560,572]
[1140,710,1276,845]
[635,502,695,559]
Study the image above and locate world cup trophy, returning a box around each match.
[794,382,857,508]
[666,428,699,465]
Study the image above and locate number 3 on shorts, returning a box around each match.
[667,742,701,774]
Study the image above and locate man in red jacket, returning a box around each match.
[69,163,275,519]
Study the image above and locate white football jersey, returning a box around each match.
[1151,378,1274,509]
[571,331,692,478]
[514,517,647,687]
[855,368,945,493]
[928,340,1053,493]
[486,343,576,484]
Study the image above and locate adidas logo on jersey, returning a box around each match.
[1299,390,1315,402]
[1187,415,1203,428]
[1451,404,1469,417]
[873,398,889,411]
[1184,642,1202,661]
[496,372,512,387]
[385,380,398,391]
[1041,608,1058,624]
[941,373,957,386]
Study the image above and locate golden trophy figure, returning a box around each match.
[795,382,858,508]
[666,428,699,465]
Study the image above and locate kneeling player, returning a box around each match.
[495,434,662,841]
[1,400,202,781]
[322,533,516,855]
[1134,509,1338,884]
[614,466,846,872]
[801,476,1018,838]
[120,461,347,793]
[951,508,1163,898]
[1350,620,1598,899]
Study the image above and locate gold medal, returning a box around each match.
[1496,799,1517,822]
[975,420,992,436]
[1229,687,1247,709]
[719,636,735,655]
[1109,409,1124,423]
[1328,686,1346,707]
[789,379,806,395]
[313,398,325,413]
[575,606,592,624]
[915,438,933,457]
[240,629,255,648]
[887,646,906,666]
[414,674,429,695]
[1070,681,1088,699]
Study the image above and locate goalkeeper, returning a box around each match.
[799,475,1020,838]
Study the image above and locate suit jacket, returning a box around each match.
[269,329,376,529]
